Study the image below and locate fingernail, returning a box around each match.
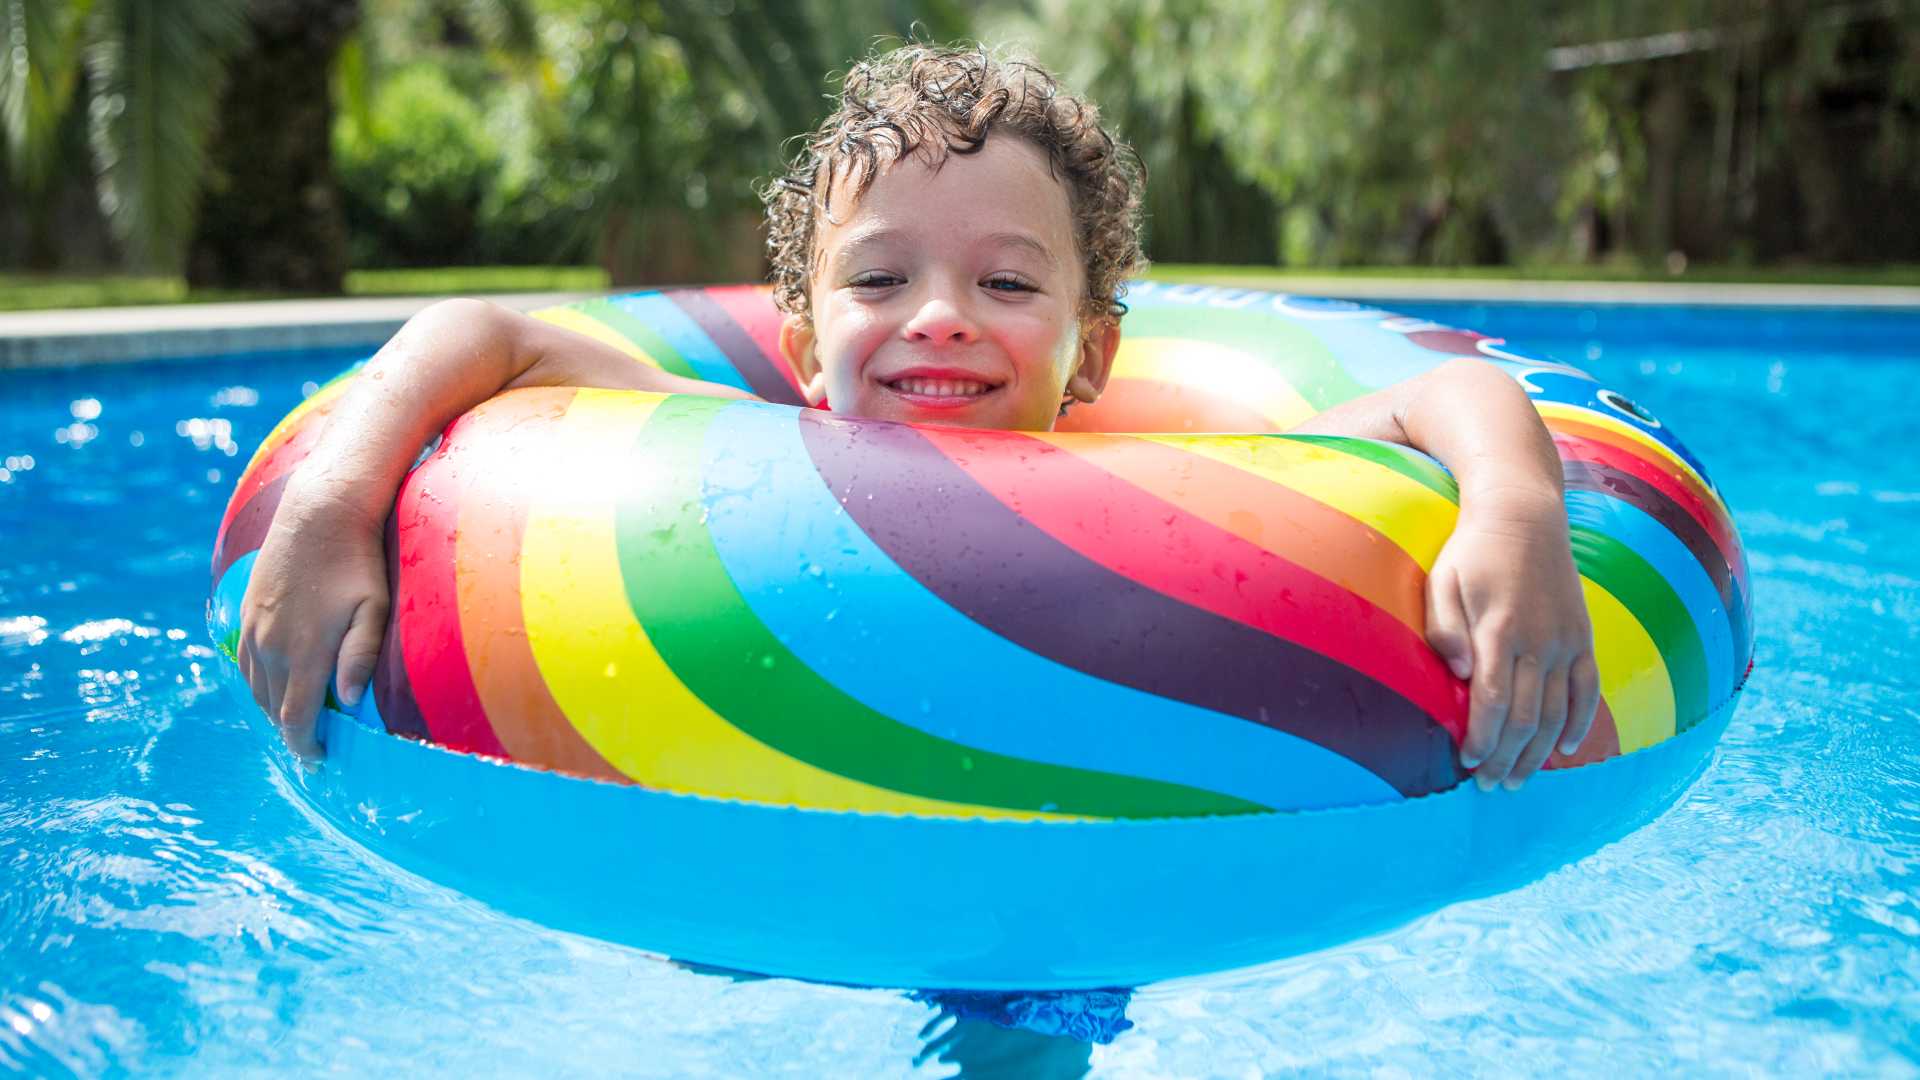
[1460,754,1481,770]
[1502,777,1523,792]
[1559,740,1580,755]
[1449,657,1471,679]
[1474,774,1495,792]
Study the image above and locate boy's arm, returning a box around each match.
[1292,357,1600,790]
[238,299,755,758]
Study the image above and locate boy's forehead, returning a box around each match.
[816,137,1072,240]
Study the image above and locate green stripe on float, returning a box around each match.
[614,395,1263,818]
[1569,524,1708,735]
[1282,434,1460,502]
[1122,304,1371,409]
[579,299,700,381]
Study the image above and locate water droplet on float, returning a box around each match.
[959,756,975,771]
[604,662,619,678]
[760,654,776,670]
[918,697,931,714]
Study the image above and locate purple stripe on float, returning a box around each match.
[665,289,808,406]
[372,512,429,740]
[798,412,1462,799]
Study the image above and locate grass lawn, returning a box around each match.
[1149,262,1920,288]
[3,262,1916,312]
[0,266,612,313]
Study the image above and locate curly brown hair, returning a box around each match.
[762,42,1146,325]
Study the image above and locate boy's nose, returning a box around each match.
[902,293,978,344]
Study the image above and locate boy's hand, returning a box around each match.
[1424,490,1600,790]
[236,488,390,761]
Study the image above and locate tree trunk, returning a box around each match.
[186,0,359,293]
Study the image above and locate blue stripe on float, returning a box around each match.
[697,401,1402,810]
[1564,489,1735,705]
[610,292,755,393]
[209,550,256,649]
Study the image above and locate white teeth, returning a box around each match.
[892,377,991,397]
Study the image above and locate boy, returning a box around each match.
[240,44,1597,792]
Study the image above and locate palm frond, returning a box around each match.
[84,0,248,269]
[0,0,98,189]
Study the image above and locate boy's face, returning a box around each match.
[779,135,1119,431]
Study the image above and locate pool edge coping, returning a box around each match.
[0,292,592,369]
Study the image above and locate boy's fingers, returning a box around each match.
[1562,654,1601,755]
[278,661,328,757]
[1475,653,1542,789]
[1425,569,1473,681]
[334,597,389,708]
[237,642,262,710]
[280,711,321,761]
[265,664,291,735]
[1508,664,1569,786]
[1461,650,1513,772]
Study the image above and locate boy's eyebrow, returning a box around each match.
[831,227,1060,269]
[984,231,1060,269]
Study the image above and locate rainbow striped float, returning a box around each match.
[208,282,1752,988]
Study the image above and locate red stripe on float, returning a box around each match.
[214,402,334,561]
[393,417,509,758]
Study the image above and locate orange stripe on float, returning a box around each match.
[452,388,627,781]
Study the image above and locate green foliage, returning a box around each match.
[0,0,247,270]
[988,0,1280,265]
[10,0,1920,281]
[1196,0,1565,266]
[562,0,969,275]
[335,63,504,265]
[0,0,97,190]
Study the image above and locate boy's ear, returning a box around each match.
[1065,316,1122,404]
[779,314,828,407]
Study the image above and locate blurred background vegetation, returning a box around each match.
[2,0,1916,303]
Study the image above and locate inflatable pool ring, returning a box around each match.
[207,282,1753,989]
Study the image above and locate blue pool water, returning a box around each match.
[3,300,1918,1076]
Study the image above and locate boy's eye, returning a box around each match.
[983,274,1037,293]
[849,272,903,289]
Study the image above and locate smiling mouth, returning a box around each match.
[881,376,1002,404]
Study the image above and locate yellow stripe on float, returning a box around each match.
[519,390,1021,817]
[1113,338,1318,429]
[1582,576,1677,752]
[1150,433,1460,570]
[532,306,664,367]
